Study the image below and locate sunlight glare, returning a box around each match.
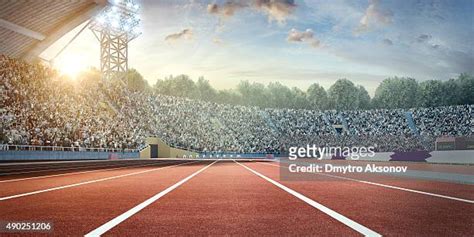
[54,54,88,79]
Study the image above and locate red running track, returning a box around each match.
[244,161,474,236]
[0,159,472,236]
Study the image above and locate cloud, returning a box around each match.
[254,0,296,23]
[207,0,296,23]
[164,29,193,42]
[287,28,320,48]
[355,0,393,34]
[382,38,393,45]
[416,34,441,50]
[213,37,224,45]
[417,34,432,43]
[207,2,246,17]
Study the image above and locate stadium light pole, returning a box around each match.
[89,0,141,80]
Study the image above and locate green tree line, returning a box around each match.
[123,70,474,110]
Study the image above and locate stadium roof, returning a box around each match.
[0,0,107,61]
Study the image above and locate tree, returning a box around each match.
[306,83,328,110]
[150,72,473,110]
[266,82,293,108]
[455,73,474,105]
[124,68,150,92]
[236,81,268,107]
[328,79,359,110]
[196,77,217,102]
[442,79,461,105]
[153,79,170,95]
[419,80,445,107]
[216,89,242,105]
[356,85,371,109]
[291,87,309,109]
[171,75,198,98]
[154,75,197,98]
[373,77,419,109]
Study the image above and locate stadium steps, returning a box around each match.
[405,111,430,149]
[405,112,420,136]
[337,113,352,135]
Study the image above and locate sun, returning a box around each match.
[54,54,88,79]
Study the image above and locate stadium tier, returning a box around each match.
[1,55,473,153]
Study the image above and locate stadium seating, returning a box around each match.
[1,55,472,153]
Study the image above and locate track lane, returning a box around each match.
[86,160,219,236]
[0,160,138,174]
[308,160,474,175]
[0,162,166,184]
[0,161,191,198]
[104,161,359,236]
[0,161,212,236]
[246,161,474,236]
[274,161,474,200]
[0,160,170,180]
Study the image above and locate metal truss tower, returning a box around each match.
[89,0,140,80]
[92,30,129,79]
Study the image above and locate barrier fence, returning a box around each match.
[0,144,137,153]
[0,145,139,161]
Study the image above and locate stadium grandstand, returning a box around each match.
[1,54,473,154]
[0,1,473,236]
[1,0,473,159]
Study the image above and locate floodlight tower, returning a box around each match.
[89,0,141,80]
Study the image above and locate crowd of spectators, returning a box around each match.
[0,55,144,150]
[412,105,473,150]
[1,56,472,153]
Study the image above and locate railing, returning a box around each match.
[0,144,138,153]
[170,145,201,153]
[404,111,429,150]
[136,144,149,152]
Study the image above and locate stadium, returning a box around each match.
[0,0,473,236]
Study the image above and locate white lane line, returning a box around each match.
[84,160,219,237]
[235,160,381,237]
[0,161,200,201]
[261,162,474,204]
[0,161,177,183]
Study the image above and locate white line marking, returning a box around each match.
[261,162,474,204]
[0,161,200,201]
[84,160,219,237]
[235,160,381,237]
[0,161,176,183]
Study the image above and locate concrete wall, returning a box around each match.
[139,146,150,159]
[318,151,474,164]
[428,150,474,164]
[140,137,197,158]
[170,147,197,158]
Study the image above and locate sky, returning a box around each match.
[41,0,474,95]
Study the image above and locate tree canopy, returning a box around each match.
[150,74,473,111]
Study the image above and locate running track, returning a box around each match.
[0,159,472,236]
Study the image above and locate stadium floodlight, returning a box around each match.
[89,0,141,80]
